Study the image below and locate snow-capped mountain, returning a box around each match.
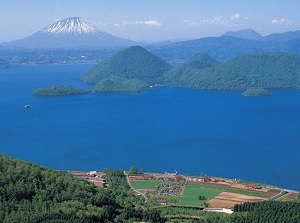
[2,17,137,48]
[41,17,97,35]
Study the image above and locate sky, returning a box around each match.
[0,0,300,42]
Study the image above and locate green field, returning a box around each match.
[179,183,270,206]
[130,180,159,190]
[180,184,223,206]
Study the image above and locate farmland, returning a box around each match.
[127,173,296,209]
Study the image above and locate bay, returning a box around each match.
[0,64,300,190]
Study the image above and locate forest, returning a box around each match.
[0,154,164,223]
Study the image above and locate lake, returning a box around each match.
[0,64,300,190]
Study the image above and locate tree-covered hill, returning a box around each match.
[163,52,300,90]
[161,52,219,86]
[80,45,172,84]
[92,76,148,93]
[0,154,164,223]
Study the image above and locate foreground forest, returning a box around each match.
[0,154,299,223]
[0,154,163,223]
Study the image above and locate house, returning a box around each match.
[156,199,167,205]
[188,177,205,183]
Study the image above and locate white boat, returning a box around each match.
[24,104,32,108]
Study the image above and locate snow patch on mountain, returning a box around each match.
[41,17,98,35]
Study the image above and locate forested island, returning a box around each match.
[33,86,88,96]
[1,154,299,223]
[242,88,272,97]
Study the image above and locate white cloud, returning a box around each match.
[144,20,161,26]
[271,18,288,25]
[186,14,244,27]
[115,20,162,27]
[187,16,227,26]
[211,16,228,25]
[231,13,241,20]
[271,18,298,27]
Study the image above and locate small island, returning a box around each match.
[242,88,272,97]
[33,86,88,96]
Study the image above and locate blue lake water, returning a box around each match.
[0,64,300,190]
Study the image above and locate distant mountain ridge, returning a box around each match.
[2,17,137,49]
[222,29,300,42]
[222,29,263,40]
[265,30,300,42]
[148,28,300,64]
[149,36,273,63]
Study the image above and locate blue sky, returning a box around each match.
[1,0,300,42]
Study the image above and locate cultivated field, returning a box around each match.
[208,192,264,208]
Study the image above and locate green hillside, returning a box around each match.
[81,45,172,84]
[161,52,219,86]
[163,52,300,90]
[92,76,148,92]
[0,154,163,223]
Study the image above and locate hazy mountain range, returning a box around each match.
[2,17,300,67]
[149,29,300,63]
